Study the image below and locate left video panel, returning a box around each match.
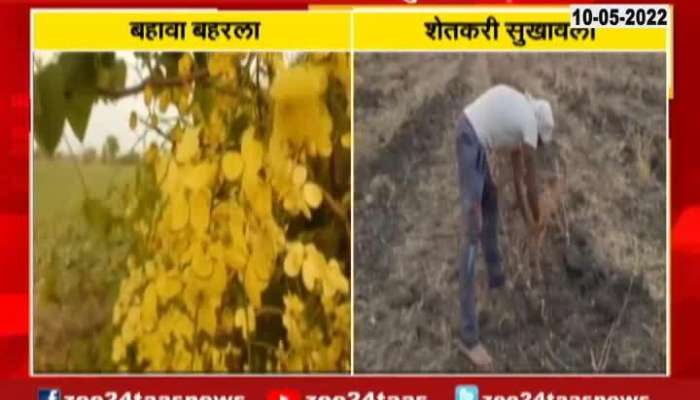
[32,14,351,373]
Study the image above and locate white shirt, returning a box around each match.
[464,84,539,150]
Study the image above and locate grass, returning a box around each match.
[33,158,134,372]
[33,159,134,224]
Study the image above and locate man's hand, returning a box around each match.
[511,145,541,229]
[522,145,540,225]
[511,148,535,227]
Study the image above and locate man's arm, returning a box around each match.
[511,148,534,226]
[522,144,540,224]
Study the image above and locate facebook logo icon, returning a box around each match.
[455,385,479,400]
[38,389,61,400]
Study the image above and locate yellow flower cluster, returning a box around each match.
[112,52,350,373]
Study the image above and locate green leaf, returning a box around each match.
[96,59,127,95]
[65,91,95,141]
[158,52,182,79]
[96,67,112,91]
[110,60,127,91]
[97,52,116,68]
[58,53,97,91]
[34,63,67,155]
[56,54,99,141]
[129,111,138,131]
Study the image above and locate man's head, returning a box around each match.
[532,98,554,145]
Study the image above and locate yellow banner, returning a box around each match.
[353,9,667,51]
[33,8,670,52]
[33,11,351,50]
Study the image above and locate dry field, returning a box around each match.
[353,53,666,373]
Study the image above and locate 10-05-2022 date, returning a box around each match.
[572,6,669,27]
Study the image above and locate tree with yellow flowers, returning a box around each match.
[33,52,351,372]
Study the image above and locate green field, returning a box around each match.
[33,158,135,372]
[33,159,134,224]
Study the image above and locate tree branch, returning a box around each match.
[137,116,172,142]
[322,188,350,238]
[98,69,210,100]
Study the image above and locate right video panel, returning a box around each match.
[353,53,666,374]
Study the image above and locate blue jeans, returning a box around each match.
[455,115,503,347]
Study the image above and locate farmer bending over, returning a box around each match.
[454,84,554,369]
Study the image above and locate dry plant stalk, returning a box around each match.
[532,178,562,281]
[518,169,565,287]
